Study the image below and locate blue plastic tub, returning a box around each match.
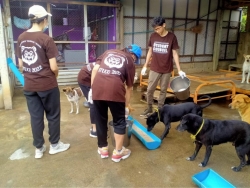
[128,115,161,150]
[192,168,236,188]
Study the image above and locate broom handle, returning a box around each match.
[65,28,75,34]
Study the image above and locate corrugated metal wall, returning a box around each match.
[121,0,241,64]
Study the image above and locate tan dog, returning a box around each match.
[62,87,84,114]
[229,94,250,124]
[241,54,250,84]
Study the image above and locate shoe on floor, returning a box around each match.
[90,130,97,138]
[97,146,109,158]
[83,101,89,108]
[49,141,70,155]
[112,146,131,162]
[35,145,46,159]
[140,108,153,117]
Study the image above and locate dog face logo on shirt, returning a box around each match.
[21,46,38,65]
[104,54,125,69]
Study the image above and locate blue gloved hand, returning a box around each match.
[178,71,186,79]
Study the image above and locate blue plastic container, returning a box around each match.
[128,115,161,150]
[192,168,236,188]
[7,58,24,86]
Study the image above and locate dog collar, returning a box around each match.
[154,108,160,121]
[190,119,204,140]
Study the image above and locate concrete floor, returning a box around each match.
[0,86,250,187]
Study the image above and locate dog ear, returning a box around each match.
[243,95,250,103]
[243,54,246,58]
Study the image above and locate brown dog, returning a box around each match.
[62,87,84,114]
[229,94,250,123]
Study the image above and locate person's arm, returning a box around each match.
[125,86,133,107]
[18,58,23,73]
[144,47,152,68]
[49,57,58,77]
[172,49,181,73]
[91,64,100,86]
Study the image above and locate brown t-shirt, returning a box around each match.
[77,63,95,87]
[92,49,135,102]
[148,32,179,73]
[16,31,58,91]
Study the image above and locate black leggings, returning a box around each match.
[93,100,126,148]
[78,83,95,124]
[24,87,60,148]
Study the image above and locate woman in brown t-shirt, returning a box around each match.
[78,63,97,137]
[16,5,70,159]
[89,44,142,162]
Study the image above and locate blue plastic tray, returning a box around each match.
[128,115,161,150]
[192,168,236,188]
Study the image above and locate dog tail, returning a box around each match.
[199,95,212,109]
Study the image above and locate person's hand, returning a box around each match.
[125,107,129,119]
[178,71,186,79]
[141,67,147,75]
[88,89,93,104]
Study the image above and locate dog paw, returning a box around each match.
[231,166,241,172]
[69,111,73,114]
[186,157,191,161]
[76,112,79,114]
[198,163,205,167]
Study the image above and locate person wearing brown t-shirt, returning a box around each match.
[140,16,186,117]
[88,44,142,162]
[16,5,70,159]
[77,62,97,137]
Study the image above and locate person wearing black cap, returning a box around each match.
[88,44,142,162]
[15,5,70,159]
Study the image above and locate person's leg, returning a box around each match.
[79,83,89,108]
[109,101,131,162]
[40,87,70,155]
[89,102,96,132]
[79,84,96,135]
[94,100,109,158]
[24,90,46,158]
[141,70,161,116]
[108,101,126,150]
[158,73,171,108]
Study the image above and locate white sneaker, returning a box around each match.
[35,145,46,159]
[49,141,70,155]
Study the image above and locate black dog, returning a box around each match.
[146,95,211,140]
[176,113,250,172]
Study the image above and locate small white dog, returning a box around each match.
[241,54,250,84]
[62,87,84,114]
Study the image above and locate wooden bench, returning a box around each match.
[228,64,243,71]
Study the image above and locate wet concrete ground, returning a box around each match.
[0,86,249,187]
